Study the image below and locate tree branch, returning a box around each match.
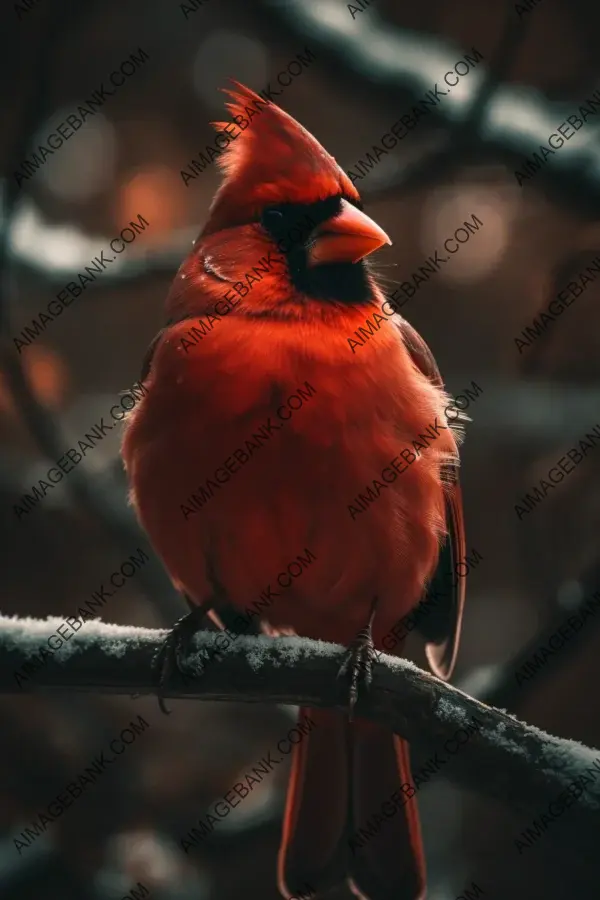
[2,614,600,866]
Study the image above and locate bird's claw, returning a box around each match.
[151,634,177,716]
[337,596,378,721]
[338,635,376,719]
[151,606,207,715]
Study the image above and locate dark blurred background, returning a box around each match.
[2,0,600,897]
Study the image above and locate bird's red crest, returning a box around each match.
[204,81,360,233]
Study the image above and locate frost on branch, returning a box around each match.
[0,613,599,865]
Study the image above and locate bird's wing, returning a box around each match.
[395,317,467,681]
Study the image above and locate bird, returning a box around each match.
[121,82,467,900]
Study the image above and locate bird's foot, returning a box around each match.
[337,596,379,721]
[152,603,210,715]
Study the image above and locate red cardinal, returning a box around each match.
[121,83,466,900]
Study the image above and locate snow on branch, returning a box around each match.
[1,613,600,864]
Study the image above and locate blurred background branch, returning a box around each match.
[4,0,600,287]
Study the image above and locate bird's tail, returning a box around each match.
[277,709,426,900]
[349,722,426,900]
[278,707,351,897]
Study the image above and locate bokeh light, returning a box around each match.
[116,165,188,242]
[37,110,116,202]
[422,182,521,283]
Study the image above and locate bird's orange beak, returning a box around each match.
[307,199,391,266]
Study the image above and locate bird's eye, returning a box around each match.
[263,209,284,227]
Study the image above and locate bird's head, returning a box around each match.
[168,83,391,322]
